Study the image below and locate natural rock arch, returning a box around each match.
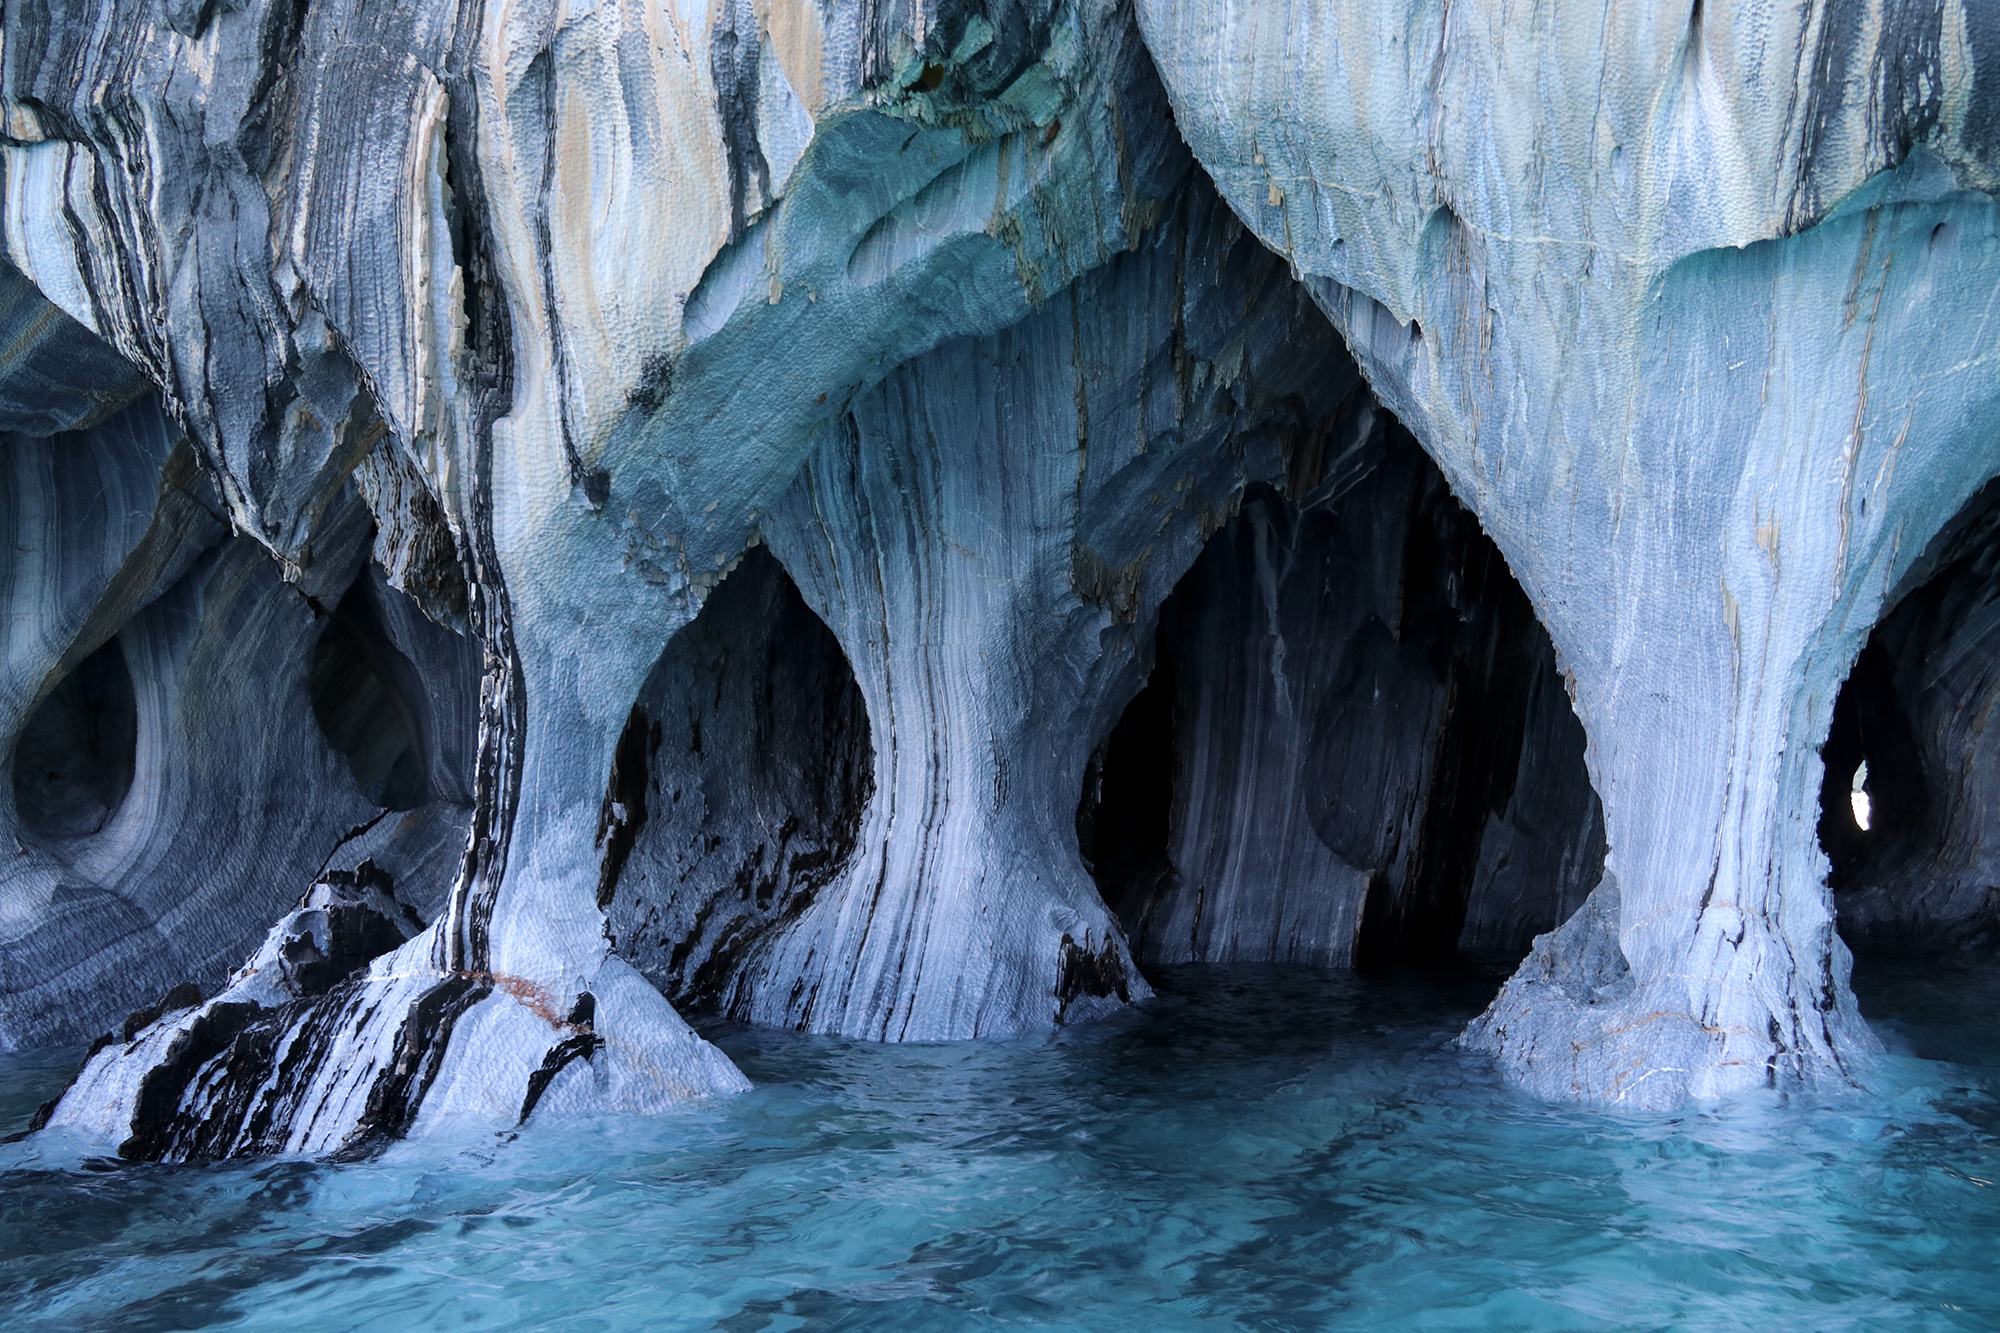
[1822,478,2000,951]
[13,0,2000,1160]
[22,0,1197,1156]
[1084,412,1604,979]
[1142,0,2000,1105]
[600,542,874,1014]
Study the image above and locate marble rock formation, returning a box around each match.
[3,0,1999,1159]
[1091,421,1604,972]
[601,178,1351,1039]
[10,0,1307,1159]
[1143,0,2000,1105]
[1822,478,2000,949]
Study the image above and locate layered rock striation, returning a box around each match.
[1142,0,2000,1105]
[1093,423,1604,973]
[2,0,1998,1158]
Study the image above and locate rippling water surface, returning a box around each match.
[3,955,1998,1331]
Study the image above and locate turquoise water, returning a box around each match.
[3,955,1998,1331]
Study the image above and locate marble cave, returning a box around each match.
[4,0,2000,1324]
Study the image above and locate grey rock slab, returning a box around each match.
[0,260,148,435]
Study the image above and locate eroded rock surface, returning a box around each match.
[10,0,1269,1157]
[0,392,486,1054]
[1095,423,1603,972]
[4,0,2000,1157]
[1143,0,2000,1104]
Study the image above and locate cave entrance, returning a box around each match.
[11,635,139,841]
[1076,655,1175,926]
[1817,638,1923,888]
[1820,476,2000,949]
[309,574,431,811]
[1081,429,1604,982]
[599,544,873,1014]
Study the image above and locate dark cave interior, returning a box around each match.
[1822,476,2000,950]
[1082,427,1606,984]
[310,573,433,812]
[11,634,138,841]
[603,543,874,1015]
[556,402,2000,1010]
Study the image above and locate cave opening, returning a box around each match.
[1817,637,1924,886]
[1082,431,1605,989]
[1821,476,2000,949]
[11,635,139,841]
[601,544,873,1014]
[1076,653,1175,925]
[309,574,431,811]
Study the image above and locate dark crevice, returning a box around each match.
[1055,932,1133,1023]
[1824,476,2000,949]
[1084,430,1603,982]
[1818,636,1925,880]
[709,0,774,243]
[602,545,873,1014]
[1352,479,1546,966]
[1079,654,1175,923]
[596,705,659,909]
[309,574,431,811]
[517,1030,604,1125]
[11,635,138,841]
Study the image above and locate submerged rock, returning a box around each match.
[3,0,2000,1156]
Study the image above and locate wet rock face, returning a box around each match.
[1089,427,1603,972]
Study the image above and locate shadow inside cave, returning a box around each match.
[11,634,138,842]
[1082,417,1606,988]
[1823,476,2000,951]
[601,544,874,1016]
[310,574,434,811]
